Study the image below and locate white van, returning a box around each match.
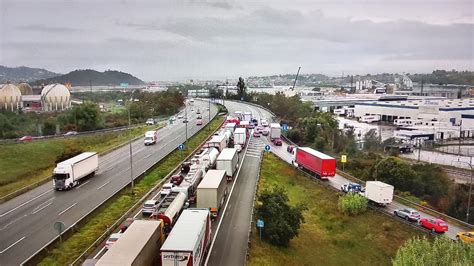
[360,115,381,123]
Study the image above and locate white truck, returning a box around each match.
[144,130,158,145]
[97,220,164,266]
[216,148,239,181]
[243,111,252,122]
[360,115,381,123]
[205,134,227,152]
[53,152,99,190]
[364,181,394,206]
[270,123,281,140]
[197,170,228,219]
[233,127,247,152]
[161,209,211,266]
[261,119,269,127]
[225,122,237,134]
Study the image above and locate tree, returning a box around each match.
[363,129,381,151]
[255,186,307,247]
[236,77,246,100]
[373,157,419,193]
[338,193,368,215]
[69,101,102,131]
[393,237,474,266]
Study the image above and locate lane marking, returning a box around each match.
[75,180,90,190]
[0,236,25,254]
[32,202,53,215]
[93,246,107,259]
[246,154,261,159]
[0,189,53,218]
[57,202,77,216]
[97,179,113,190]
[0,214,28,231]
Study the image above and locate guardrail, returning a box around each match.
[22,108,220,265]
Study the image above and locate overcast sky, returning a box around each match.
[1,0,473,81]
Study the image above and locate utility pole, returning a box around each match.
[467,156,473,223]
[417,138,421,162]
[185,102,188,144]
[208,92,211,133]
[128,106,134,195]
[459,120,463,156]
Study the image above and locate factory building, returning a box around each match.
[0,83,71,112]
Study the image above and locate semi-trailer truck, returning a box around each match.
[216,148,239,181]
[96,220,164,266]
[233,127,247,152]
[270,123,281,140]
[152,191,187,233]
[53,152,99,190]
[144,130,158,145]
[197,170,228,219]
[160,209,211,266]
[294,147,336,179]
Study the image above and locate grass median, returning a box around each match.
[248,153,424,266]
[38,115,225,265]
[0,125,158,199]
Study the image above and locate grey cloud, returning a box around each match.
[16,25,84,33]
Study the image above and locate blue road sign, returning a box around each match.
[257,219,264,228]
[264,145,271,151]
[282,124,289,132]
[178,144,185,150]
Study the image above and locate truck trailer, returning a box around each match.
[160,209,211,266]
[233,127,247,152]
[144,130,158,145]
[364,181,394,206]
[225,122,237,134]
[152,191,187,233]
[243,111,252,122]
[97,220,164,266]
[53,152,99,190]
[270,123,281,140]
[197,170,228,219]
[216,148,239,181]
[206,134,227,152]
[294,147,336,179]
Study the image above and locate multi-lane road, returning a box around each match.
[0,100,217,265]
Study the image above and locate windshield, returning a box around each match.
[144,203,155,208]
[145,137,152,141]
[54,173,68,180]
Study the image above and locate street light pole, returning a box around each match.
[208,93,211,133]
[467,156,473,223]
[185,101,188,144]
[128,106,134,195]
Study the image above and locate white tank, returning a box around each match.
[157,192,186,226]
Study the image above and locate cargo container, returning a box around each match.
[294,147,336,179]
[239,121,250,128]
[191,148,219,171]
[97,220,164,266]
[206,134,227,152]
[152,192,187,233]
[234,111,243,120]
[270,123,281,140]
[53,152,99,190]
[233,127,247,152]
[364,181,394,206]
[225,122,237,134]
[144,130,158,145]
[160,209,211,266]
[179,165,204,203]
[243,111,252,122]
[197,170,228,219]
[216,148,239,181]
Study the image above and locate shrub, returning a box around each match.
[338,193,368,215]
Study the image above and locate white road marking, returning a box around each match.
[75,180,90,190]
[97,179,113,190]
[57,202,77,216]
[246,154,261,159]
[0,189,53,218]
[32,202,53,215]
[93,246,107,259]
[0,236,25,254]
[0,214,28,231]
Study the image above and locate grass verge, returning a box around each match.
[248,153,424,266]
[38,115,225,265]
[0,125,156,198]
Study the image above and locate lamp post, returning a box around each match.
[127,105,134,195]
[453,157,473,223]
[185,101,188,144]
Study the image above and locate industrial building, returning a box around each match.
[0,83,71,112]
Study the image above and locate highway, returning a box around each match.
[0,100,217,265]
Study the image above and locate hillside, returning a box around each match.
[35,69,145,86]
[409,70,474,85]
[0,65,60,83]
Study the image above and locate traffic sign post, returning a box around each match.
[54,221,66,244]
[281,124,289,132]
[341,155,347,171]
[257,219,264,240]
[178,143,185,161]
[264,145,271,152]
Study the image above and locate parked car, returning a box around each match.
[419,218,448,233]
[141,200,158,216]
[146,118,155,125]
[17,135,33,142]
[105,233,122,250]
[394,208,420,222]
[253,131,261,137]
[63,131,78,136]
[456,231,474,244]
[287,145,294,153]
[273,138,282,146]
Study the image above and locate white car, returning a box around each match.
[160,183,174,196]
[146,118,155,125]
[142,199,158,215]
[105,233,122,250]
[177,115,184,119]
[170,116,176,121]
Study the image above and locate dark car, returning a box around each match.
[273,138,282,146]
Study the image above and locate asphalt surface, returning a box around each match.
[0,100,217,265]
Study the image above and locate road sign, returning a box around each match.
[178,144,185,151]
[120,83,129,87]
[341,155,347,163]
[281,124,289,132]
[54,221,66,243]
[257,219,264,228]
[264,145,271,152]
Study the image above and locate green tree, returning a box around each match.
[236,77,246,100]
[69,101,102,131]
[393,237,474,266]
[338,193,368,215]
[363,129,381,151]
[373,157,419,192]
[255,186,307,247]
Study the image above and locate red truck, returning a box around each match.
[294,147,336,179]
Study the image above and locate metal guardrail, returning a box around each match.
[22,111,221,266]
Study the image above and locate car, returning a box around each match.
[141,199,158,216]
[146,118,155,125]
[262,129,269,136]
[419,218,448,233]
[248,124,255,129]
[17,135,33,142]
[253,131,261,137]
[63,131,78,136]
[287,145,295,153]
[160,183,174,196]
[119,218,134,233]
[394,208,421,222]
[341,183,365,194]
[256,126,263,132]
[456,231,474,244]
[105,233,122,250]
[177,115,184,119]
[273,138,282,146]
[170,116,176,121]
[196,119,203,125]
[183,119,188,123]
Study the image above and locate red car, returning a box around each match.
[253,131,261,137]
[273,138,282,146]
[419,218,448,233]
[17,135,33,142]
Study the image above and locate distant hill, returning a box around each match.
[0,65,60,83]
[409,70,474,85]
[35,69,145,86]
